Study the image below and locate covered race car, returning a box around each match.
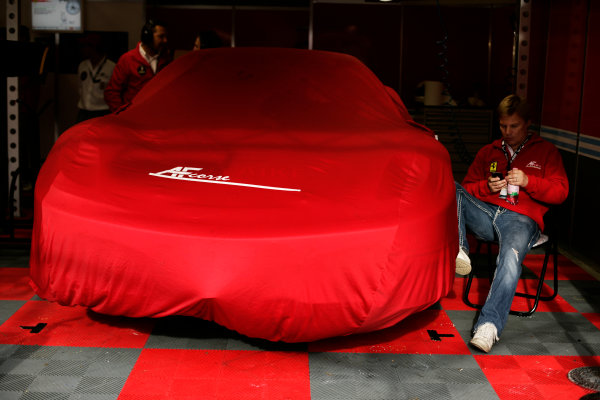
[30,47,458,343]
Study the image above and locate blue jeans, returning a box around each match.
[456,182,540,336]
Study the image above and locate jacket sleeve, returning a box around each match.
[461,146,492,197]
[104,56,128,113]
[522,145,569,205]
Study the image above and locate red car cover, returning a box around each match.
[30,48,458,343]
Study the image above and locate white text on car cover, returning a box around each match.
[149,167,301,192]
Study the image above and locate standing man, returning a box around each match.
[104,20,171,113]
[455,94,568,353]
[76,33,115,122]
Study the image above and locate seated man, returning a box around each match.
[455,94,569,352]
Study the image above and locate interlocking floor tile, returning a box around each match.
[0,301,26,327]
[119,349,310,400]
[309,310,470,354]
[0,246,598,399]
[146,315,307,352]
[0,302,153,348]
[583,313,600,330]
[554,280,600,313]
[310,353,495,400]
[0,268,35,300]
[447,310,600,356]
[524,254,597,280]
[0,344,140,399]
[474,355,600,400]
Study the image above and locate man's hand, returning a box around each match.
[488,175,506,193]
[507,168,529,188]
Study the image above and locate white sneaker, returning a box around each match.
[455,247,471,275]
[470,322,499,353]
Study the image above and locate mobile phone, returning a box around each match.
[491,172,504,179]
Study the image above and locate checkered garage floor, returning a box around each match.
[1,246,599,399]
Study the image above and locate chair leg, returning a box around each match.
[511,240,558,316]
[462,269,482,310]
[533,239,558,301]
[546,239,559,301]
[462,238,559,317]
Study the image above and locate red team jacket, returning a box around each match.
[104,42,172,112]
[462,133,569,231]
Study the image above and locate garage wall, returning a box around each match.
[537,0,600,264]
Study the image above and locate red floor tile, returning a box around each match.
[308,309,470,354]
[439,280,469,311]
[0,268,35,300]
[0,228,32,240]
[118,349,311,400]
[524,254,596,280]
[1,248,598,399]
[475,355,600,400]
[0,300,153,347]
[582,313,600,330]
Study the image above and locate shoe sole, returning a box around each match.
[469,338,492,353]
[456,258,471,275]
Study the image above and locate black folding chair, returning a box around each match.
[462,208,559,317]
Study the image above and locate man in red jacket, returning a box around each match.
[455,94,568,353]
[104,20,172,112]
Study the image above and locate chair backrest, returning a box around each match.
[535,205,560,248]
[541,205,559,236]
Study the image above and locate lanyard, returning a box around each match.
[501,134,530,171]
[88,57,108,83]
